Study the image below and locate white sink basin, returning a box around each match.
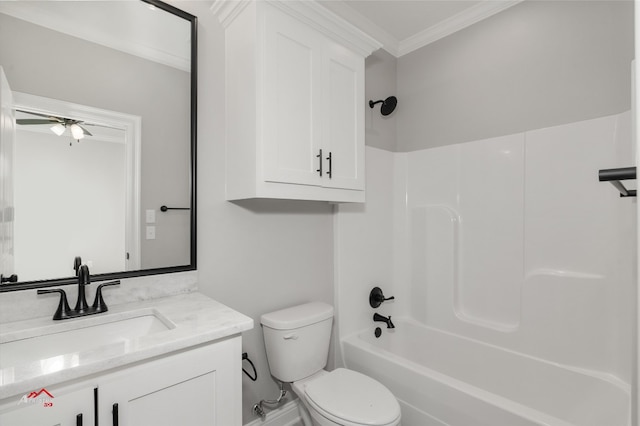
[0,312,173,370]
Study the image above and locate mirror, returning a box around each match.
[0,0,197,291]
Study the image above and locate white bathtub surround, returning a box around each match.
[0,290,253,400]
[335,112,635,425]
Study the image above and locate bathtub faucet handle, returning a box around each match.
[369,287,395,308]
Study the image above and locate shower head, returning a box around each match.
[369,96,397,116]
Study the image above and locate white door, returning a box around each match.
[0,67,16,283]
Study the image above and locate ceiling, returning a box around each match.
[2,0,523,63]
[319,0,523,57]
[0,1,191,71]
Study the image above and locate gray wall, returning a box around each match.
[175,3,335,423]
[365,49,398,152]
[396,0,634,152]
[0,13,191,270]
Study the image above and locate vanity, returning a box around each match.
[0,1,257,424]
[0,287,253,426]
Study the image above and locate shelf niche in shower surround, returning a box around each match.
[409,134,525,332]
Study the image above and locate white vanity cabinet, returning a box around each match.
[214,0,380,202]
[98,337,240,426]
[0,337,242,426]
[0,382,96,426]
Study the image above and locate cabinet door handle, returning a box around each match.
[316,149,323,176]
[76,413,83,426]
[112,403,119,426]
[326,152,332,179]
[94,388,98,426]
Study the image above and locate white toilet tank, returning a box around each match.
[261,302,334,383]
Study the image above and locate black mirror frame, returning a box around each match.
[0,0,197,293]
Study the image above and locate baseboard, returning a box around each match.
[243,399,302,426]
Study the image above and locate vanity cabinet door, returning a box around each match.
[0,382,96,426]
[98,337,241,426]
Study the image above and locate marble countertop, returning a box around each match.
[0,292,254,401]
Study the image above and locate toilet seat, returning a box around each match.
[303,368,401,426]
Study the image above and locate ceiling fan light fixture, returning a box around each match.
[50,123,66,136]
[70,123,85,140]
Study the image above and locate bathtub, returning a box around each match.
[341,318,629,426]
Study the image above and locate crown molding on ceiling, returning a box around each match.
[211,0,382,57]
[316,0,400,57]
[209,0,251,28]
[320,0,523,58]
[397,0,524,57]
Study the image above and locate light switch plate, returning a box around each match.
[146,226,156,240]
[146,209,156,223]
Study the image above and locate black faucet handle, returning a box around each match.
[73,256,82,276]
[369,287,395,308]
[38,288,72,320]
[92,280,120,312]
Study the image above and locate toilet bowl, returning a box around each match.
[293,369,401,426]
[261,302,401,426]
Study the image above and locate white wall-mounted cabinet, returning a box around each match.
[0,337,241,426]
[213,0,380,202]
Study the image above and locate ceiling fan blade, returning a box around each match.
[82,122,121,131]
[16,119,57,125]
[79,124,93,136]
[16,110,63,122]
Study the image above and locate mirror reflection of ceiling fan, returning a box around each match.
[16,109,94,142]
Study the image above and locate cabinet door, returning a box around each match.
[0,383,95,426]
[322,45,365,191]
[262,6,324,187]
[98,337,241,426]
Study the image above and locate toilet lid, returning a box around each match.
[304,369,400,426]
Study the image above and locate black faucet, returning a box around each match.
[38,259,120,320]
[373,313,395,329]
[74,264,91,313]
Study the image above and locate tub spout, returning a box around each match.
[373,313,395,329]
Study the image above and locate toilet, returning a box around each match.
[261,302,401,426]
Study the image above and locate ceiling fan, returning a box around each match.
[16,109,93,140]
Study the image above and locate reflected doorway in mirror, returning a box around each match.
[12,92,141,282]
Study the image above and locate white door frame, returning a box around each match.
[12,92,142,271]
[0,68,16,281]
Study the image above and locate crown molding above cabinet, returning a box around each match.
[212,0,381,203]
